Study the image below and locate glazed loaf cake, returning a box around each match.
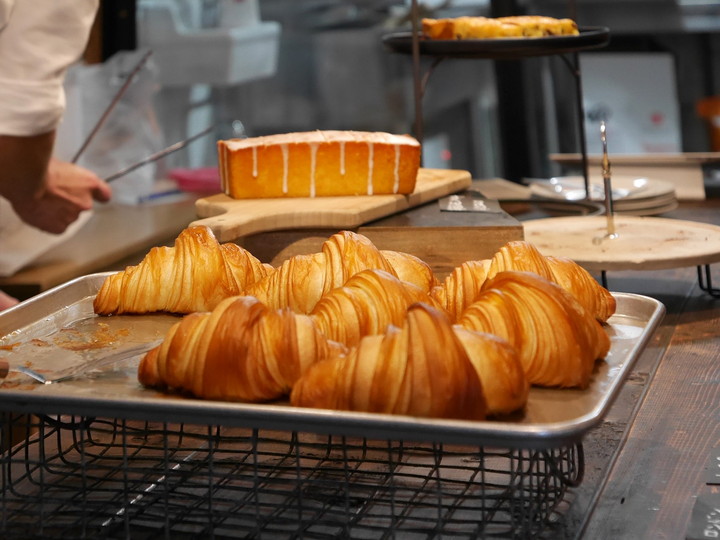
[217,130,421,199]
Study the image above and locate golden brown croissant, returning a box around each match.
[452,326,529,416]
[291,303,487,420]
[458,271,610,389]
[310,269,444,347]
[544,255,616,322]
[246,230,402,314]
[379,249,439,293]
[431,259,491,322]
[138,295,346,402]
[487,241,615,322]
[94,226,273,315]
[434,241,615,323]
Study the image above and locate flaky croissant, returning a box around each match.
[94,226,273,315]
[138,295,346,402]
[431,259,491,322]
[291,303,488,420]
[310,269,444,347]
[379,249,439,293]
[433,241,615,323]
[452,326,529,416]
[458,271,610,389]
[246,230,417,314]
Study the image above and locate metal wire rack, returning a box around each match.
[0,413,583,539]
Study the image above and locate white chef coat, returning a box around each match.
[0,0,98,136]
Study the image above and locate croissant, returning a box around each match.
[246,230,401,313]
[94,226,273,315]
[544,255,616,322]
[452,326,529,416]
[310,269,444,347]
[291,303,487,421]
[434,241,615,323]
[379,249,439,293]
[431,259,491,321]
[458,271,610,389]
[138,295,346,402]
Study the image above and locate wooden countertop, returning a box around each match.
[551,196,720,538]
[2,178,720,537]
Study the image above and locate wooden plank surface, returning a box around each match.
[191,168,472,242]
[567,199,720,539]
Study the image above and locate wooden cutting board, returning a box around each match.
[191,168,472,242]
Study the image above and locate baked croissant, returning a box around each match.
[431,259,491,322]
[246,230,406,313]
[458,271,610,389]
[138,295,346,402]
[544,255,616,323]
[291,303,487,421]
[94,226,273,315]
[433,241,615,323]
[310,268,444,347]
[379,249,439,293]
[452,326,529,416]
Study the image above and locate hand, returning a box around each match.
[0,290,18,311]
[12,158,112,235]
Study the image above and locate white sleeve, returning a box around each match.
[0,0,99,136]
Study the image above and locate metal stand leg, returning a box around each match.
[559,52,590,199]
[600,270,608,289]
[697,265,720,297]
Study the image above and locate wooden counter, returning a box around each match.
[2,180,719,538]
[548,196,720,538]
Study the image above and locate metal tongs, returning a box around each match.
[593,121,618,244]
[70,49,215,184]
[0,339,162,385]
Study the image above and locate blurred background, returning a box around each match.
[64,0,720,191]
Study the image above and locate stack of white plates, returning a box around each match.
[527,175,678,216]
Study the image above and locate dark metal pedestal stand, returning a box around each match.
[393,0,610,199]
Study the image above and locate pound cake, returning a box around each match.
[422,15,579,40]
[218,130,421,199]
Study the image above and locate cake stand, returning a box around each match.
[523,215,720,295]
[382,1,610,197]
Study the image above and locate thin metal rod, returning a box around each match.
[103,125,214,183]
[410,0,424,149]
[600,120,615,236]
[71,50,153,164]
[572,52,590,200]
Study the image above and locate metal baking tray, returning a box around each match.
[0,272,664,449]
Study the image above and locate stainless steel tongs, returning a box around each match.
[0,339,163,385]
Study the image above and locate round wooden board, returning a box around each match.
[523,216,720,271]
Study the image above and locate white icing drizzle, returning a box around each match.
[339,141,346,175]
[281,144,289,193]
[309,142,319,197]
[252,146,258,177]
[393,144,400,193]
[367,141,374,195]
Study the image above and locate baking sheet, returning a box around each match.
[0,273,664,449]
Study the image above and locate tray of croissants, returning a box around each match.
[0,226,664,449]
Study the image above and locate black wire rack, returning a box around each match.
[0,413,583,539]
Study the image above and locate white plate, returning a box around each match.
[528,175,676,202]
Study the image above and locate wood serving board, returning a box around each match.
[191,168,472,242]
